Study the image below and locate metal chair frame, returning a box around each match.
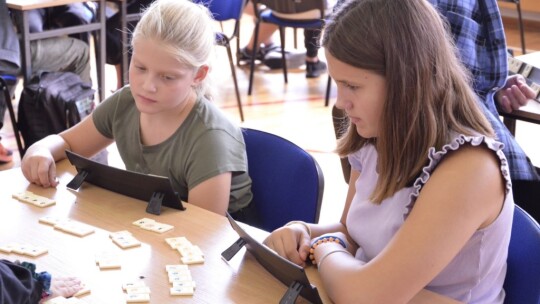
[247,0,326,96]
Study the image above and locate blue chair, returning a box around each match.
[503,205,540,304]
[201,0,247,122]
[242,128,324,232]
[0,74,24,156]
[247,0,326,96]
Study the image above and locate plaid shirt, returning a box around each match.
[430,0,539,181]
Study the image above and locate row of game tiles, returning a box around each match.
[9,236,204,303]
[43,264,198,303]
[0,218,205,264]
[12,190,175,236]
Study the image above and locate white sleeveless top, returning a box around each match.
[346,134,514,303]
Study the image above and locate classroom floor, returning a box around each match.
[1,15,539,225]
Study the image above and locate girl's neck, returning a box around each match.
[139,92,197,146]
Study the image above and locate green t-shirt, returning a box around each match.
[92,86,252,213]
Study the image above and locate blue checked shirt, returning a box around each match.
[430,0,539,181]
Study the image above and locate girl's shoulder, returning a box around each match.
[412,134,512,199]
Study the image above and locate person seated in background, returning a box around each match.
[0,259,83,303]
[27,3,95,44]
[104,0,154,90]
[20,0,253,218]
[427,0,540,217]
[265,0,513,303]
[0,0,92,165]
[238,0,336,78]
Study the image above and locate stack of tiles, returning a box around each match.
[166,264,196,296]
[109,231,141,249]
[165,237,205,265]
[122,281,151,303]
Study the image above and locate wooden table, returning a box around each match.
[7,0,107,100]
[0,160,329,303]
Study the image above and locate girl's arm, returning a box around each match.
[21,114,113,187]
[314,145,505,303]
[264,168,361,265]
[188,172,232,215]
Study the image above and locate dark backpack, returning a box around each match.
[17,71,95,149]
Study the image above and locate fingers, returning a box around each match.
[497,85,529,113]
[21,154,57,188]
[30,160,56,188]
[50,276,83,299]
[498,95,512,114]
[515,78,537,100]
[264,227,307,266]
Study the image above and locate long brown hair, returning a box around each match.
[324,0,494,203]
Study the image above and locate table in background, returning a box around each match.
[7,0,107,100]
[0,160,329,303]
[502,52,540,135]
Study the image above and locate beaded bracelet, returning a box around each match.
[309,235,347,264]
[285,220,312,238]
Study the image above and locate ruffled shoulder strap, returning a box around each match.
[407,134,512,211]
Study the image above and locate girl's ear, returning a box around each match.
[192,65,209,86]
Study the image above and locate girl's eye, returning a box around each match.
[161,75,176,81]
[339,82,359,90]
[135,66,146,72]
[345,83,359,90]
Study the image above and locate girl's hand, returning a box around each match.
[21,146,58,188]
[39,276,83,303]
[263,223,312,266]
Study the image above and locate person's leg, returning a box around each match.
[238,1,279,62]
[27,9,46,33]
[106,0,154,89]
[30,37,92,83]
[0,85,13,164]
[304,28,326,78]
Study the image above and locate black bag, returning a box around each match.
[17,71,95,148]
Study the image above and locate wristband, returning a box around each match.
[317,249,351,270]
[285,221,312,238]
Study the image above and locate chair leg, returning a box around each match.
[278,26,288,84]
[516,2,526,54]
[325,75,332,107]
[248,21,261,96]
[0,77,25,157]
[293,28,298,49]
[504,117,517,136]
[226,44,245,122]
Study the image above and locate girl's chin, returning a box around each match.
[355,124,375,138]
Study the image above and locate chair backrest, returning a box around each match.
[204,0,246,22]
[503,205,540,304]
[254,0,325,18]
[242,128,324,232]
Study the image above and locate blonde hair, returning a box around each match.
[324,0,494,203]
[131,0,216,99]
